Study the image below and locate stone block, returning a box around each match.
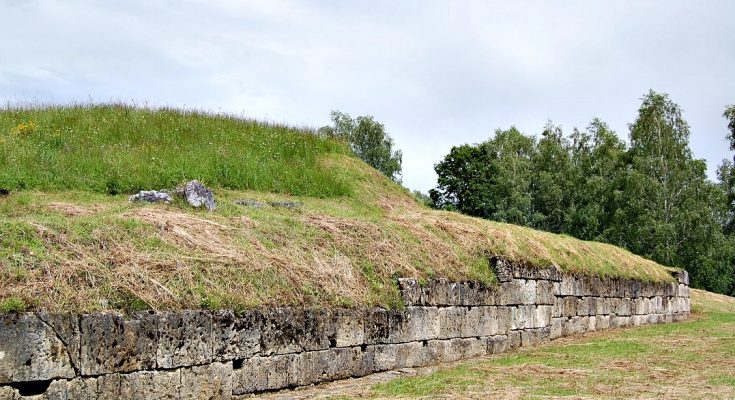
[595,297,611,315]
[508,331,522,349]
[80,311,158,376]
[363,308,390,345]
[534,305,553,328]
[496,306,512,335]
[587,316,597,331]
[405,307,439,342]
[119,369,181,400]
[486,335,510,354]
[437,307,465,339]
[395,341,431,368]
[0,313,76,384]
[499,280,524,305]
[511,305,534,330]
[536,281,555,305]
[550,317,564,339]
[370,344,397,372]
[552,300,563,318]
[157,310,212,368]
[562,297,578,317]
[398,278,421,306]
[477,306,499,336]
[562,316,588,336]
[333,309,365,347]
[460,307,481,338]
[675,270,689,285]
[595,315,610,330]
[232,356,268,394]
[180,361,232,400]
[36,313,81,374]
[576,297,591,316]
[212,310,260,362]
[424,279,451,305]
[521,327,551,347]
[520,280,537,305]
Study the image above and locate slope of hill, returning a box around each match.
[0,105,678,313]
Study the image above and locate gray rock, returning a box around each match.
[176,180,216,211]
[128,190,172,203]
[233,199,267,208]
[0,313,76,384]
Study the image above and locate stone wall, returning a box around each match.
[0,259,690,399]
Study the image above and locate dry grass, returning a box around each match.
[0,155,679,313]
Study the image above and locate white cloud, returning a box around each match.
[1,0,733,191]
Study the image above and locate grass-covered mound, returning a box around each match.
[0,105,349,196]
[0,105,678,313]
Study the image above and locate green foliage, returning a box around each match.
[0,104,351,197]
[320,111,402,182]
[432,91,735,294]
[0,297,26,313]
[430,127,535,225]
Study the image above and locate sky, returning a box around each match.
[1,0,734,192]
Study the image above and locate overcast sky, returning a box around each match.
[2,0,734,192]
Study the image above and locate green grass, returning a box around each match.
[0,104,350,197]
[369,289,735,399]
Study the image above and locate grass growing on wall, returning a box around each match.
[0,104,680,313]
[0,104,350,197]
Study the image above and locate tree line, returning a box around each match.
[321,91,735,295]
[429,91,735,295]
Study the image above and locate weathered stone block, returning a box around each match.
[460,307,481,338]
[536,281,555,305]
[521,327,551,347]
[80,311,158,376]
[486,335,510,354]
[398,278,422,306]
[595,315,610,330]
[496,306,512,335]
[157,310,212,368]
[395,341,431,368]
[363,308,390,345]
[499,280,524,305]
[424,279,451,305]
[212,310,259,362]
[577,297,591,316]
[595,297,611,315]
[520,280,537,305]
[233,356,267,394]
[511,305,534,330]
[550,317,564,339]
[0,313,76,384]
[180,362,232,400]
[370,344,397,372]
[562,297,578,317]
[587,316,596,331]
[119,369,181,400]
[508,331,522,349]
[477,306,499,336]
[333,309,365,347]
[675,270,689,285]
[400,307,439,342]
[534,305,553,328]
[552,300,563,318]
[437,307,465,339]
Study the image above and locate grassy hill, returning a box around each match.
[0,105,678,313]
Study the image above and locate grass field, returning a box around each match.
[251,289,735,399]
[0,105,680,313]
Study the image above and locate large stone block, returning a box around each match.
[550,317,564,339]
[476,306,500,336]
[562,297,577,317]
[521,327,551,347]
[533,305,553,328]
[519,280,537,305]
[333,309,365,347]
[157,310,212,368]
[363,309,390,345]
[499,280,524,305]
[398,278,422,306]
[511,305,534,330]
[536,281,556,305]
[395,341,431,368]
[0,313,76,384]
[259,308,332,354]
[595,315,610,330]
[119,369,181,400]
[391,307,438,343]
[486,335,510,354]
[180,362,232,400]
[212,310,260,362]
[232,356,268,394]
[369,344,397,372]
[496,306,512,335]
[437,307,465,339]
[80,311,158,376]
